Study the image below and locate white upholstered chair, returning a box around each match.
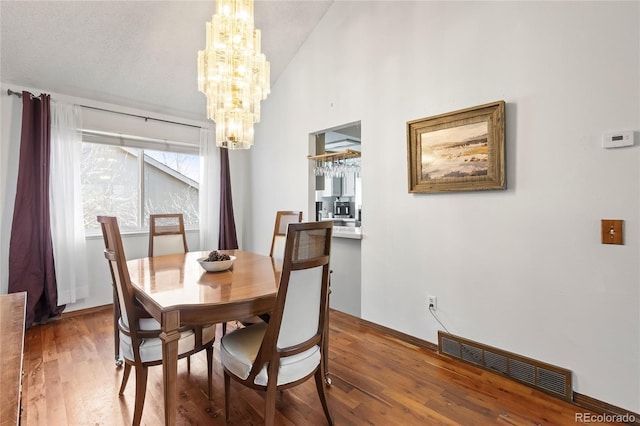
[220,221,334,426]
[236,211,303,330]
[107,213,189,366]
[98,216,215,426]
[148,213,188,257]
[269,210,303,259]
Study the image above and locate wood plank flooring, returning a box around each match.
[20,306,615,425]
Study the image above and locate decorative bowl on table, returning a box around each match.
[197,250,236,272]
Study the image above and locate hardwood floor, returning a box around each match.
[21,306,615,425]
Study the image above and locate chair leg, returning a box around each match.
[119,363,131,395]
[113,288,123,367]
[132,365,149,426]
[323,293,331,385]
[224,372,231,422]
[314,369,334,425]
[222,322,227,336]
[264,362,279,426]
[187,355,191,372]
[264,374,278,426]
[206,345,213,400]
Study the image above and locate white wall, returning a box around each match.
[249,1,640,413]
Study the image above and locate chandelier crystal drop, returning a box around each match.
[197,0,270,149]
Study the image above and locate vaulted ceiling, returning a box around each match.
[1,1,333,121]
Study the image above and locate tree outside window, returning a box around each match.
[80,143,200,232]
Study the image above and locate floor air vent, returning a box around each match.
[438,331,572,401]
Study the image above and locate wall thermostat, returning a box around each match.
[602,130,635,148]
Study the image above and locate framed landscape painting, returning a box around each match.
[407,101,505,193]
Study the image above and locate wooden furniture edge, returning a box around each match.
[334,310,640,425]
[0,292,27,426]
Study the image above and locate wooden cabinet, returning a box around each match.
[0,292,26,426]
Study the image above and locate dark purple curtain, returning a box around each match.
[218,148,239,249]
[8,91,64,328]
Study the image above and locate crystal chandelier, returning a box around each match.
[197,0,270,149]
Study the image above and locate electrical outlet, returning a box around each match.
[427,295,437,310]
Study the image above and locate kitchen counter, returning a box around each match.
[321,218,362,239]
[333,226,362,239]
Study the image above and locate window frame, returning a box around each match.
[80,129,201,236]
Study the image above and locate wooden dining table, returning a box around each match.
[126,249,280,426]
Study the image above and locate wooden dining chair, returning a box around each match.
[148,213,188,257]
[98,216,216,426]
[101,221,125,368]
[106,213,189,366]
[269,210,303,259]
[220,221,334,426]
[235,211,303,332]
[272,211,332,386]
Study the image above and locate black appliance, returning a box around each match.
[334,201,351,218]
[316,201,323,221]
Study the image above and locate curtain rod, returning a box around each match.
[7,89,22,97]
[7,88,40,100]
[7,88,202,130]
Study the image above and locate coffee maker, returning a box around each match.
[334,200,351,218]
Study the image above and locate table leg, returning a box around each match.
[160,310,181,426]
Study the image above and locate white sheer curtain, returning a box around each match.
[50,101,89,304]
[199,127,220,250]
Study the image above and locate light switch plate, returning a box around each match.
[601,219,623,245]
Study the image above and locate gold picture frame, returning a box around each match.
[407,100,505,193]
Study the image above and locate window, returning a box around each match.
[80,139,200,233]
[143,149,199,227]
